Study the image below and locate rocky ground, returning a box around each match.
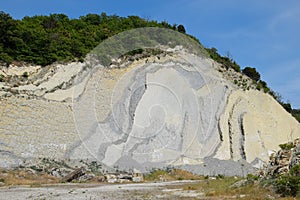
[263,138,300,177]
[0,181,206,200]
[2,140,299,199]
[0,178,293,200]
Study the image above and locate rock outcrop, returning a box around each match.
[0,28,299,176]
[263,138,300,177]
[62,167,86,182]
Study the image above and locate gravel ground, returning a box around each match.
[0,180,205,200]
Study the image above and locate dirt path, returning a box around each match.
[0,180,205,200]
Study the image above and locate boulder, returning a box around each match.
[62,167,86,182]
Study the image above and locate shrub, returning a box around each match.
[279,142,295,150]
[275,175,300,197]
[242,67,260,82]
[177,24,186,34]
[0,11,196,67]
[247,174,259,181]
[22,71,29,78]
[216,174,224,179]
[281,102,292,113]
[290,164,300,176]
[291,109,300,122]
[205,47,241,72]
[256,83,262,91]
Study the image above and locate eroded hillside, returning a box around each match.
[0,37,299,175]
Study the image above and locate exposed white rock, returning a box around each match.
[215,90,299,164]
[0,49,299,176]
[37,62,84,92]
[17,84,39,92]
[0,64,41,77]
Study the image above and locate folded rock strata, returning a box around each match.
[0,47,299,176]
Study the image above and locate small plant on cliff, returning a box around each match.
[177,24,186,34]
[291,109,300,122]
[205,47,241,72]
[242,67,260,82]
[279,142,295,150]
[22,71,29,78]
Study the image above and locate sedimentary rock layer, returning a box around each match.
[0,49,299,175]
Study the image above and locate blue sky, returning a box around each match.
[1,0,299,108]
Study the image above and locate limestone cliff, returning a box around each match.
[0,29,299,176]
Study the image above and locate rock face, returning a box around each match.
[216,90,299,167]
[62,167,86,182]
[0,46,299,175]
[263,139,300,177]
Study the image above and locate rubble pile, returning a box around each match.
[263,138,300,177]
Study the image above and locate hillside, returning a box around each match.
[1,11,299,120]
[0,11,190,66]
[0,21,299,177]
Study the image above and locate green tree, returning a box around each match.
[0,11,17,64]
[291,109,300,122]
[242,67,261,82]
[80,13,102,25]
[177,24,186,33]
[206,47,240,72]
[281,102,292,113]
[0,11,200,66]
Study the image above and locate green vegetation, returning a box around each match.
[206,47,241,72]
[205,46,299,121]
[242,67,260,82]
[166,175,284,199]
[79,160,103,175]
[272,164,300,197]
[290,164,300,176]
[144,168,203,181]
[240,65,299,122]
[291,109,300,122]
[22,71,29,78]
[246,174,259,181]
[1,11,299,122]
[269,92,299,122]
[145,168,299,198]
[177,24,186,33]
[260,142,300,197]
[279,142,295,150]
[0,169,59,186]
[89,27,207,66]
[206,45,299,122]
[0,11,189,66]
[275,175,300,197]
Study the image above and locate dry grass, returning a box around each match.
[169,169,203,180]
[0,169,59,187]
[166,177,297,200]
[144,168,203,182]
[0,168,298,199]
[144,169,297,199]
